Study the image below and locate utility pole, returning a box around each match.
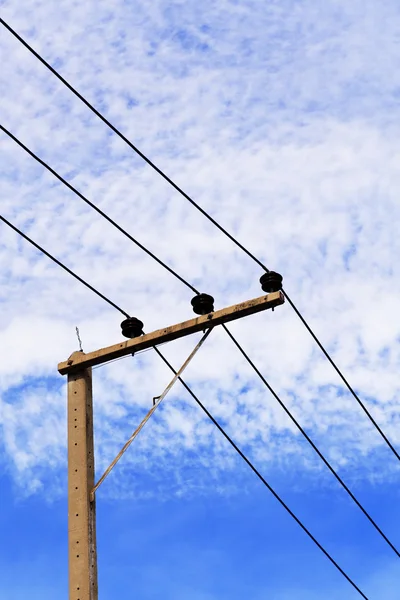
[58,291,284,600]
[67,368,97,600]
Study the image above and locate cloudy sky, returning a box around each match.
[1,0,400,598]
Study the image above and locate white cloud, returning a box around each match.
[1,0,400,497]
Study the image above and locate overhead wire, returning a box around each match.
[1,18,398,462]
[0,213,369,596]
[283,293,400,462]
[0,124,199,296]
[221,324,400,559]
[0,214,129,317]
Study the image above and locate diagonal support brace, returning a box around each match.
[90,328,212,500]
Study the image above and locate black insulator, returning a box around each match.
[191,293,215,315]
[121,317,144,339]
[260,271,283,293]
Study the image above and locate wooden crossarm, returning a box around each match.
[58,291,284,375]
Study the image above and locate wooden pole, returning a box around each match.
[68,368,98,600]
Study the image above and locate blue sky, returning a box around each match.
[1,0,400,598]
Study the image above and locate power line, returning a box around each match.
[0,214,370,596]
[0,124,199,296]
[0,214,129,317]
[221,324,400,559]
[2,19,398,463]
[152,346,368,599]
[283,293,400,462]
